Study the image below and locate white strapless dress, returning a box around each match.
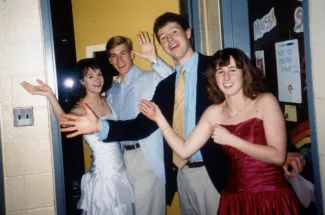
[77,113,135,215]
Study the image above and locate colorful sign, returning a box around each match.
[294,7,303,33]
[253,7,277,41]
[255,50,266,76]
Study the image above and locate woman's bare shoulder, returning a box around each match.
[256,93,278,107]
[205,103,224,114]
[202,103,224,124]
[70,106,85,116]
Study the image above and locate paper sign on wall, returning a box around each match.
[275,39,302,103]
[284,105,297,122]
[294,7,303,33]
[255,50,266,76]
[253,7,277,41]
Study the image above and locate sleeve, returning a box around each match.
[104,113,158,142]
[101,82,166,142]
[151,57,175,81]
[96,120,109,140]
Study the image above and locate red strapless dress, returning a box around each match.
[217,118,299,215]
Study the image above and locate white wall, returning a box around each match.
[0,0,56,214]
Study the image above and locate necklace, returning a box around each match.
[78,98,103,115]
[225,99,249,118]
[84,99,102,104]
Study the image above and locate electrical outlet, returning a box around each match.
[13,107,34,127]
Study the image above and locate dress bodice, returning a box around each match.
[220,118,288,193]
[83,112,124,178]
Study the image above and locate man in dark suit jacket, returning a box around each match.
[61,12,305,215]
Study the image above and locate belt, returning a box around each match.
[124,143,140,151]
[186,161,205,168]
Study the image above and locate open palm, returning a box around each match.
[20,79,54,97]
[133,31,157,62]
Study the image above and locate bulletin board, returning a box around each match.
[248,1,307,124]
[248,0,316,213]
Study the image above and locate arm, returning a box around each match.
[60,103,158,140]
[151,57,175,80]
[133,31,174,80]
[20,79,67,122]
[283,138,305,176]
[139,100,216,159]
[213,93,286,166]
[59,78,168,139]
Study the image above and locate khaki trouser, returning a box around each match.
[177,165,221,215]
[124,147,166,215]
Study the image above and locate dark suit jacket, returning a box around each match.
[104,54,228,205]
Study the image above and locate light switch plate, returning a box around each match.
[13,107,34,127]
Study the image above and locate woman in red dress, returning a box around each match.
[139,48,299,215]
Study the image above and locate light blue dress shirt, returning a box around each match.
[175,52,203,162]
[104,58,174,182]
[108,66,140,146]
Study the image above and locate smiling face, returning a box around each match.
[108,43,135,76]
[215,56,244,97]
[157,22,194,65]
[80,68,104,94]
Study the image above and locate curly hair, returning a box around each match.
[205,48,265,104]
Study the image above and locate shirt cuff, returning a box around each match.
[150,56,160,68]
[95,120,109,140]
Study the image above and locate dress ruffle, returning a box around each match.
[78,171,134,215]
[218,187,299,215]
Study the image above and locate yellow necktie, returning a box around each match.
[113,75,126,84]
[172,68,187,169]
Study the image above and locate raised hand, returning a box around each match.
[133,31,158,63]
[138,99,162,122]
[20,79,54,97]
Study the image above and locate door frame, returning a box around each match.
[302,1,324,213]
[0,123,5,215]
[40,0,66,214]
[219,0,251,57]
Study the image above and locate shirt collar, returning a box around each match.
[175,52,199,75]
[122,65,136,85]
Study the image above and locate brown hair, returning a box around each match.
[105,36,133,56]
[77,58,101,80]
[153,12,190,42]
[205,48,265,104]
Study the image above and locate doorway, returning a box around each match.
[41,0,179,214]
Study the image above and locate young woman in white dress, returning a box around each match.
[21,58,135,215]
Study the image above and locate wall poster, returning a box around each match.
[275,39,302,103]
